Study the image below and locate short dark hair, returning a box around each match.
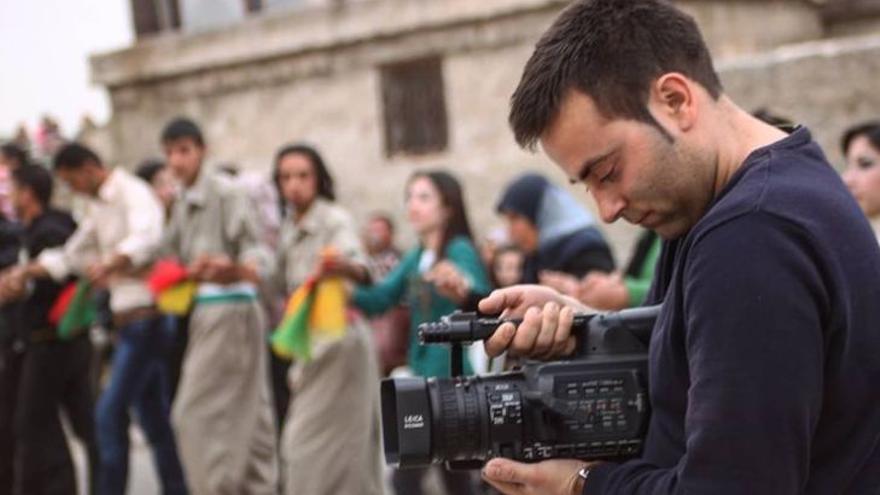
[12,165,53,207]
[0,143,29,168]
[161,117,205,147]
[273,143,336,203]
[841,121,880,156]
[136,158,165,183]
[509,0,722,149]
[53,142,102,171]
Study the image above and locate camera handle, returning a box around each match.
[450,342,464,377]
[430,304,663,376]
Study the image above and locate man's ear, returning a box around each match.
[649,73,697,133]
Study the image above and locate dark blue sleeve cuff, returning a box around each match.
[582,462,618,495]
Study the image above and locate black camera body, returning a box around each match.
[381,305,660,469]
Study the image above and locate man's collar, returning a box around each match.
[96,168,121,202]
[293,197,330,236]
[182,168,209,207]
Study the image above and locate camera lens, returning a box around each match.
[381,377,433,467]
[382,376,487,466]
[429,378,483,462]
[382,376,489,468]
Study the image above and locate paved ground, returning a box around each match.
[72,425,159,494]
[71,425,466,494]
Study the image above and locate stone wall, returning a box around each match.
[88,0,588,252]
[85,0,880,258]
[679,0,823,59]
[719,33,880,167]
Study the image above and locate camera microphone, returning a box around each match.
[418,305,660,346]
[417,312,593,344]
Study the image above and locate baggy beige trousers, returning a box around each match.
[281,319,385,495]
[172,300,278,494]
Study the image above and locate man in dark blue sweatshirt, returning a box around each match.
[478,0,880,493]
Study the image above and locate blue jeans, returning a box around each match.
[95,316,187,494]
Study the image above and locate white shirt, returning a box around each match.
[39,168,164,313]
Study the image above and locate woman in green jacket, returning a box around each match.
[352,169,490,494]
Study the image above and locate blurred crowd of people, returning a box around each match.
[0,112,878,495]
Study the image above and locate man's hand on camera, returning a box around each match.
[482,457,598,495]
[478,285,589,359]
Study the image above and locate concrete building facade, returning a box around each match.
[87,0,880,256]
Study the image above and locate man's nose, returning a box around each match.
[592,189,626,223]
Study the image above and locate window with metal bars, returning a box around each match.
[380,56,449,157]
[130,0,181,38]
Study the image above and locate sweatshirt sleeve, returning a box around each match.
[115,182,164,270]
[353,248,417,316]
[225,186,273,280]
[445,237,491,297]
[586,212,825,494]
[38,217,99,281]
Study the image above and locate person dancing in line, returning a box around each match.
[270,144,384,495]
[351,169,491,495]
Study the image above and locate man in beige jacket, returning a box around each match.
[159,118,277,494]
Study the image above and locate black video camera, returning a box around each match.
[380,304,661,470]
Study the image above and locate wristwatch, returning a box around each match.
[578,465,591,480]
[576,465,591,493]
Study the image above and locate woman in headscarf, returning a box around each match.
[496,173,615,284]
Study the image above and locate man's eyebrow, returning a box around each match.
[568,148,616,184]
